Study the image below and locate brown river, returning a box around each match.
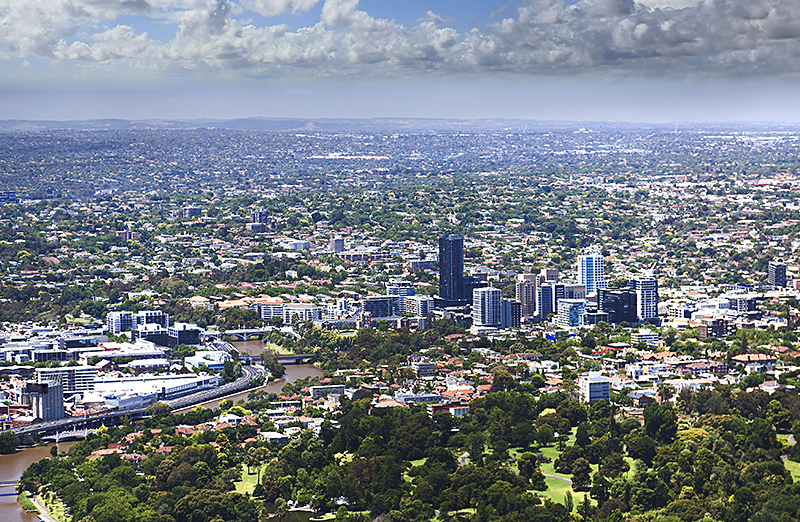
[0,442,74,522]
[0,361,323,521]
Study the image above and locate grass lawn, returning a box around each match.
[541,476,574,504]
[527,436,601,506]
[338,453,354,464]
[17,491,37,512]
[66,315,93,324]
[263,342,286,354]
[235,464,268,495]
[39,490,70,522]
[404,457,428,483]
[783,459,800,482]
[623,456,637,480]
[507,444,576,504]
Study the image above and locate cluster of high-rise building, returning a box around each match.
[107,310,202,348]
[434,233,660,331]
[434,233,522,330]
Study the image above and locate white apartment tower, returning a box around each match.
[579,372,611,403]
[631,276,659,323]
[577,251,606,295]
[473,287,502,327]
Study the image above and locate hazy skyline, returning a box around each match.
[2,0,800,122]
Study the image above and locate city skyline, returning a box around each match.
[3,0,800,122]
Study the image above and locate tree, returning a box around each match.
[575,423,591,448]
[517,451,538,479]
[590,473,611,505]
[657,384,675,403]
[0,431,19,454]
[643,403,677,444]
[467,431,485,465]
[535,423,555,447]
[492,369,516,392]
[598,452,629,479]
[145,402,173,419]
[557,400,588,425]
[275,497,288,522]
[767,399,793,433]
[172,344,196,359]
[571,458,592,491]
[222,358,238,383]
[564,490,574,513]
[626,432,657,464]
[555,444,585,474]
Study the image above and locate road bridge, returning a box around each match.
[275,353,314,365]
[42,427,97,442]
[221,328,274,341]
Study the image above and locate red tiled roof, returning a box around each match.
[732,353,776,362]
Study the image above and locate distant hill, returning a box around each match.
[1,117,798,134]
[0,117,678,133]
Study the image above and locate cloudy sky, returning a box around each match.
[2,0,800,122]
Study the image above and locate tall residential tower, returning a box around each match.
[577,250,606,295]
[439,232,465,303]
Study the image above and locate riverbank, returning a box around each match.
[0,443,74,522]
[29,494,58,522]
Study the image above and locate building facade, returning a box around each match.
[554,299,587,328]
[107,311,134,335]
[251,210,269,224]
[769,261,787,288]
[577,251,606,294]
[28,380,65,421]
[598,288,637,324]
[387,280,415,313]
[501,299,522,329]
[404,295,434,317]
[363,296,398,318]
[515,274,537,317]
[439,232,465,303]
[35,366,96,394]
[631,276,659,323]
[579,372,611,403]
[473,287,502,327]
[329,236,345,253]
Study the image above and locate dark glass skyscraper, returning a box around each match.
[598,288,637,324]
[439,232,465,302]
[769,261,787,288]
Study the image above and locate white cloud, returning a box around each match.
[418,10,456,26]
[241,0,319,17]
[3,0,800,80]
[53,25,155,62]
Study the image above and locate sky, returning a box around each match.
[2,0,800,122]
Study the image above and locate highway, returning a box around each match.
[9,364,267,438]
[164,365,265,409]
